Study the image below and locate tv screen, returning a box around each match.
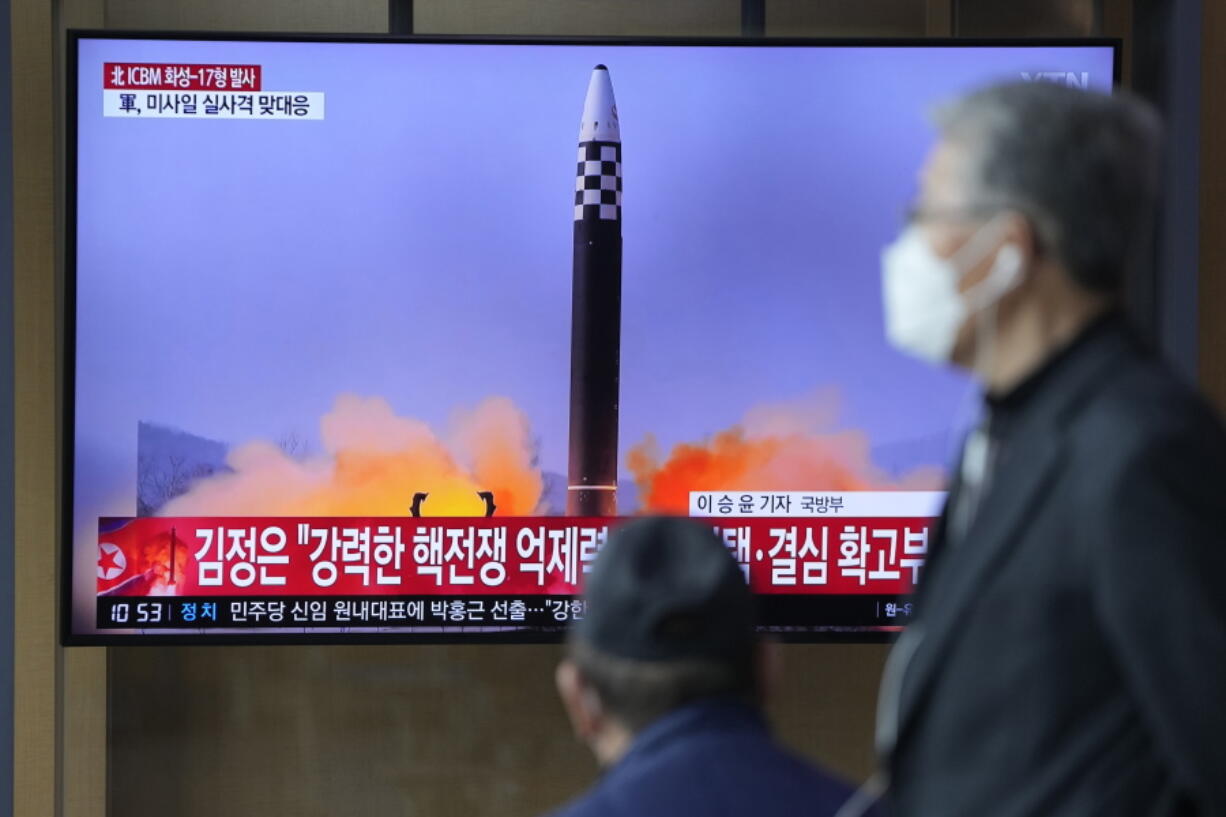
[65,33,1116,643]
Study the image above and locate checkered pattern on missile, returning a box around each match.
[574,142,622,221]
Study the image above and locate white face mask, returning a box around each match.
[880,218,1024,365]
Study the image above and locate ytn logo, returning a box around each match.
[1021,71,1091,89]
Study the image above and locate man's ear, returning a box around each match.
[1001,210,1040,262]
[556,658,601,742]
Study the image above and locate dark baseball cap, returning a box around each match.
[574,516,757,663]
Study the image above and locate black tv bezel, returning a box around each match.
[62,31,1122,646]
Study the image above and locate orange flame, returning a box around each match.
[629,390,944,513]
[161,394,543,517]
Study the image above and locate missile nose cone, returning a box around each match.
[579,65,620,143]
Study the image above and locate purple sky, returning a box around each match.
[73,38,1114,506]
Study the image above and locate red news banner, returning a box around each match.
[96,516,931,599]
[104,62,261,90]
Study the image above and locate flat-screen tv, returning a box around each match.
[64,33,1116,643]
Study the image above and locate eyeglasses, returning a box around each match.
[904,203,1046,255]
[903,203,1006,225]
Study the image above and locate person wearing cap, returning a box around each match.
[872,81,1226,816]
[543,516,856,817]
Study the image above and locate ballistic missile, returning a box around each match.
[567,65,622,516]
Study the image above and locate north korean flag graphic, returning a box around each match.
[96,517,187,597]
[97,540,127,583]
[96,518,135,594]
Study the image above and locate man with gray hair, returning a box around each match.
[872,81,1226,816]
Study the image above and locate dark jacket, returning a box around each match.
[547,698,854,817]
[881,319,1226,817]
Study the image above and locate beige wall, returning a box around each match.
[99,0,386,32]
[12,0,60,811]
[415,0,740,36]
[85,0,742,35]
[765,0,925,37]
[108,644,886,817]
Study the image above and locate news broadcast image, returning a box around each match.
[68,37,1114,640]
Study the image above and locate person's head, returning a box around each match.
[555,517,778,767]
[882,81,1162,391]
